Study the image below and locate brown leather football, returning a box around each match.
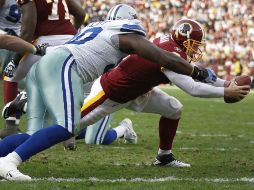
[224,75,251,103]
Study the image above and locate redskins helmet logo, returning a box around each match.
[177,23,193,37]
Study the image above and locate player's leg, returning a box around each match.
[84,114,113,144]
[80,77,136,145]
[128,87,190,167]
[0,50,20,138]
[0,62,45,156]
[103,117,137,144]
[1,53,41,139]
[0,49,83,180]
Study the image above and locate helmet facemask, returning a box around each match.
[183,38,205,62]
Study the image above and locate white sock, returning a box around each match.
[113,125,127,138]
[158,148,172,155]
[6,152,22,166]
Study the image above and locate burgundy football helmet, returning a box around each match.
[171,19,205,62]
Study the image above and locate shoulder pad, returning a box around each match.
[103,19,146,36]
[119,19,146,36]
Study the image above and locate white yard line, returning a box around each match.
[1,176,253,183]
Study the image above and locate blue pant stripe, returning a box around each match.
[99,115,110,144]
[61,54,75,132]
[94,115,109,144]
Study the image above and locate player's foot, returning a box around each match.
[63,137,77,151]
[2,91,27,119]
[153,153,191,167]
[0,157,31,181]
[121,118,137,144]
[0,120,20,139]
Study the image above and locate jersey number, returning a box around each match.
[67,27,103,45]
[6,4,21,23]
[46,0,70,20]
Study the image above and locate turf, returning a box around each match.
[0,86,254,189]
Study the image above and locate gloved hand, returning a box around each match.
[34,43,49,56]
[191,66,217,84]
[4,60,17,78]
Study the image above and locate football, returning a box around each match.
[234,75,252,86]
[224,75,251,103]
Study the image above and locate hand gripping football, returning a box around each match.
[224,75,251,103]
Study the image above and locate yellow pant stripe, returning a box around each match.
[81,90,105,112]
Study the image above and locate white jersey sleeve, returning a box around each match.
[163,69,224,98]
[60,19,146,83]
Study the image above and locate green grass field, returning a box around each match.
[0,86,254,189]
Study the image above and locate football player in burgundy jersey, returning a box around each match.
[78,19,249,167]
[0,0,86,138]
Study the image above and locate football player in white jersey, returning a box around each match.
[65,4,140,149]
[0,5,216,180]
[0,0,21,76]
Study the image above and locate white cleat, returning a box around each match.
[0,157,31,181]
[121,118,137,144]
[153,153,191,168]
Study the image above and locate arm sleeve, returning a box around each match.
[163,69,224,98]
[213,77,226,87]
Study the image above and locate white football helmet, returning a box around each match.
[106,4,138,20]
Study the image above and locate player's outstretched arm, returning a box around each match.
[118,33,210,81]
[0,34,36,54]
[163,69,250,100]
[66,0,87,29]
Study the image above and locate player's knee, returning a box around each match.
[167,99,183,119]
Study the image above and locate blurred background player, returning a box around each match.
[0,0,21,70]
[0,0,86,138]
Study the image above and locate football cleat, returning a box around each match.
[153,153,191,167]
[0,157,31,181]
[2,91,27,119]
[121,118,137,144]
